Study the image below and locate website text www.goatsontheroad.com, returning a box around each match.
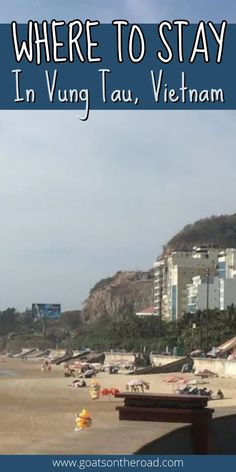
[52,457,184,470]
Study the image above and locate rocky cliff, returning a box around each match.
[82,270,154,323]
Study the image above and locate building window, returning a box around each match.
[171,285,177,320]
[218,261,226,279]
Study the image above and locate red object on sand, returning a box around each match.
[163,375,186,383]
[101,388,120,396]
[111,388,120,396]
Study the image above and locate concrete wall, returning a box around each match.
[104,353,187,367]
[194,357,236,378]
[150,355,186,367]
[104,352,135,364]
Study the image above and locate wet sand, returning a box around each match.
[0,357,236,454]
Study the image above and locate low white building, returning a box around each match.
[136,306,155,317]
[219,279,236,310]
[187,276,220,313]
[187,276,236,313]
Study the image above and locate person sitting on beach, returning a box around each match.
[216,389,224,399]
[84,369,95,378]
[41,360,52,372]
[41,360,48,372]
[72,379,86,388]
[109,365,119,374]
[227,351,234,360]
[64,365,75,377]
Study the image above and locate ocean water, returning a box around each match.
[0,370,16,377]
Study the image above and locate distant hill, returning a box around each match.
[164,214,236,254]
[82,270,154,323]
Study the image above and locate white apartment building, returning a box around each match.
[187,275,236,312]
[218,248,236,279]
[154,247,219,321]
[187,276,220,313]
[219,278,236,310]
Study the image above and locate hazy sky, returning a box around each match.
[0,1,236,311]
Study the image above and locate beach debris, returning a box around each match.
[74,409,92,431]
[89,380,101,399]
[187,378,208,386]
[163,375,187,384]
[176,385,213,397]
[195,369,218,378]
[125,379,150,393]
[176,385,225,400]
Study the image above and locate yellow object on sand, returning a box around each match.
[90,381,101,399]
[90,389,100,399]
[75,409,92,430]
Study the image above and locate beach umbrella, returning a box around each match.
[126,379,144,387]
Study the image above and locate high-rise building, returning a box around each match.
[153,247,219,321]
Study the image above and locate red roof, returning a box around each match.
[136,306,154,314]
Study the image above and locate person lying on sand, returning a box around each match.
[72,379,87,388]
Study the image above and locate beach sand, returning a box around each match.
[0,357,236,454]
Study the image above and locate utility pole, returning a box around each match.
[206,268,210,352]
[42,313,47,337]
[158,280,163,337]
[158,309,162,337]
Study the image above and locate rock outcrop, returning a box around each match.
[82,270,153,323]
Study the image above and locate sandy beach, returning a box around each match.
[1,357,236,455]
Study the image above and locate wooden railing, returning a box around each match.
[115,392,214,454]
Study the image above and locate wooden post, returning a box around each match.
[191,412,212,454]
[42,314,47,337]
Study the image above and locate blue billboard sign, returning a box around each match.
[32,303,61,319]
